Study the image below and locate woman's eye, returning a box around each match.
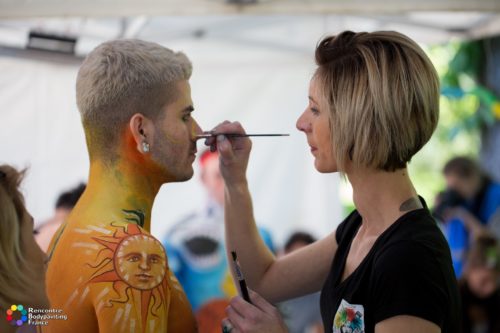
[311,107,320,115]
[182,114,191,121]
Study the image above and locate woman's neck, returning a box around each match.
[347,167,422,236]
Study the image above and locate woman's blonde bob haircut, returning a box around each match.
[314,31,439,171]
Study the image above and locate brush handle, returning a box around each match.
[196,133,289,139]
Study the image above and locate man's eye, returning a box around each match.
[127,256,139,262]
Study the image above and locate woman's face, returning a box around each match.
[19,207,50,308]
[296,77,337,173]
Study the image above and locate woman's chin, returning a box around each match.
[314,160,337,173]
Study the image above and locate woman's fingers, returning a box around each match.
[217,134,234,161]
[247,289,277,314]
[221,318,236,333]
[204,121,249,154]
[225,300,248,332]
[225,293,286,333]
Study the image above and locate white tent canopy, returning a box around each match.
[1,0,500,17]
[0,1,499,245]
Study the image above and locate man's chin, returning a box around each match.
[169,168,194,183]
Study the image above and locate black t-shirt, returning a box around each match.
[320,207,460,333]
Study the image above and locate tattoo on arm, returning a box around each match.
[399,197,423,212]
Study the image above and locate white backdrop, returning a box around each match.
[0,20,344,245]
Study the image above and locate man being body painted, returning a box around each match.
[44,39,201,333]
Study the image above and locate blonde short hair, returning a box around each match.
[314,31,439,171]
[0,165,38,309]
[76,39,192,161]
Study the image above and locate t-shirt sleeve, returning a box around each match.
[335,210,358,244]
[369,241,449,328]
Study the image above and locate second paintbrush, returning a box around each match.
[230,251,252,304]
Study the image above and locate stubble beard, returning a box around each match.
[151,133,193,183]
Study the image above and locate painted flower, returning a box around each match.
[346,308,355,321]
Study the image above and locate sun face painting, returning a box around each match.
[85,222,172,332]
[114,234,167,291]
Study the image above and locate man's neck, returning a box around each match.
[75,160,162,232]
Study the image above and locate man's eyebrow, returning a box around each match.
[183,105,194,113]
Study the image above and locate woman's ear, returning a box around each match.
[129,113,153,153]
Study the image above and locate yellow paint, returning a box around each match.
[44,146,196,332]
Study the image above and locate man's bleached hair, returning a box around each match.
[314,31,439,171]
[76,39,192,161]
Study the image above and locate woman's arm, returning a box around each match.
[375,316,440,333]
[209,121,337,302]
[225,180,337,301]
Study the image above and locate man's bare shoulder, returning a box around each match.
[45,212,186,332]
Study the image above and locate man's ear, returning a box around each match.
[129,113,153,153]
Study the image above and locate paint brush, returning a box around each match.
[196,133,289,139]
[231,251,252,304]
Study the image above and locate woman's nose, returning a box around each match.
[296,110,311,133]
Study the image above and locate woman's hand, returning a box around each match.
[205,121,252,186]
[222,290,288,333]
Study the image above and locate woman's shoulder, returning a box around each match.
[374,213,456,282]
[384,208,447,248]
[370,208,455,275]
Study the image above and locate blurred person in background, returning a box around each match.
[459,235,500,333]
[434,157,500,276]
[0,165,49,333]
[163,149,275,312]
[278,231,323,333]
[35,183,86,252]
